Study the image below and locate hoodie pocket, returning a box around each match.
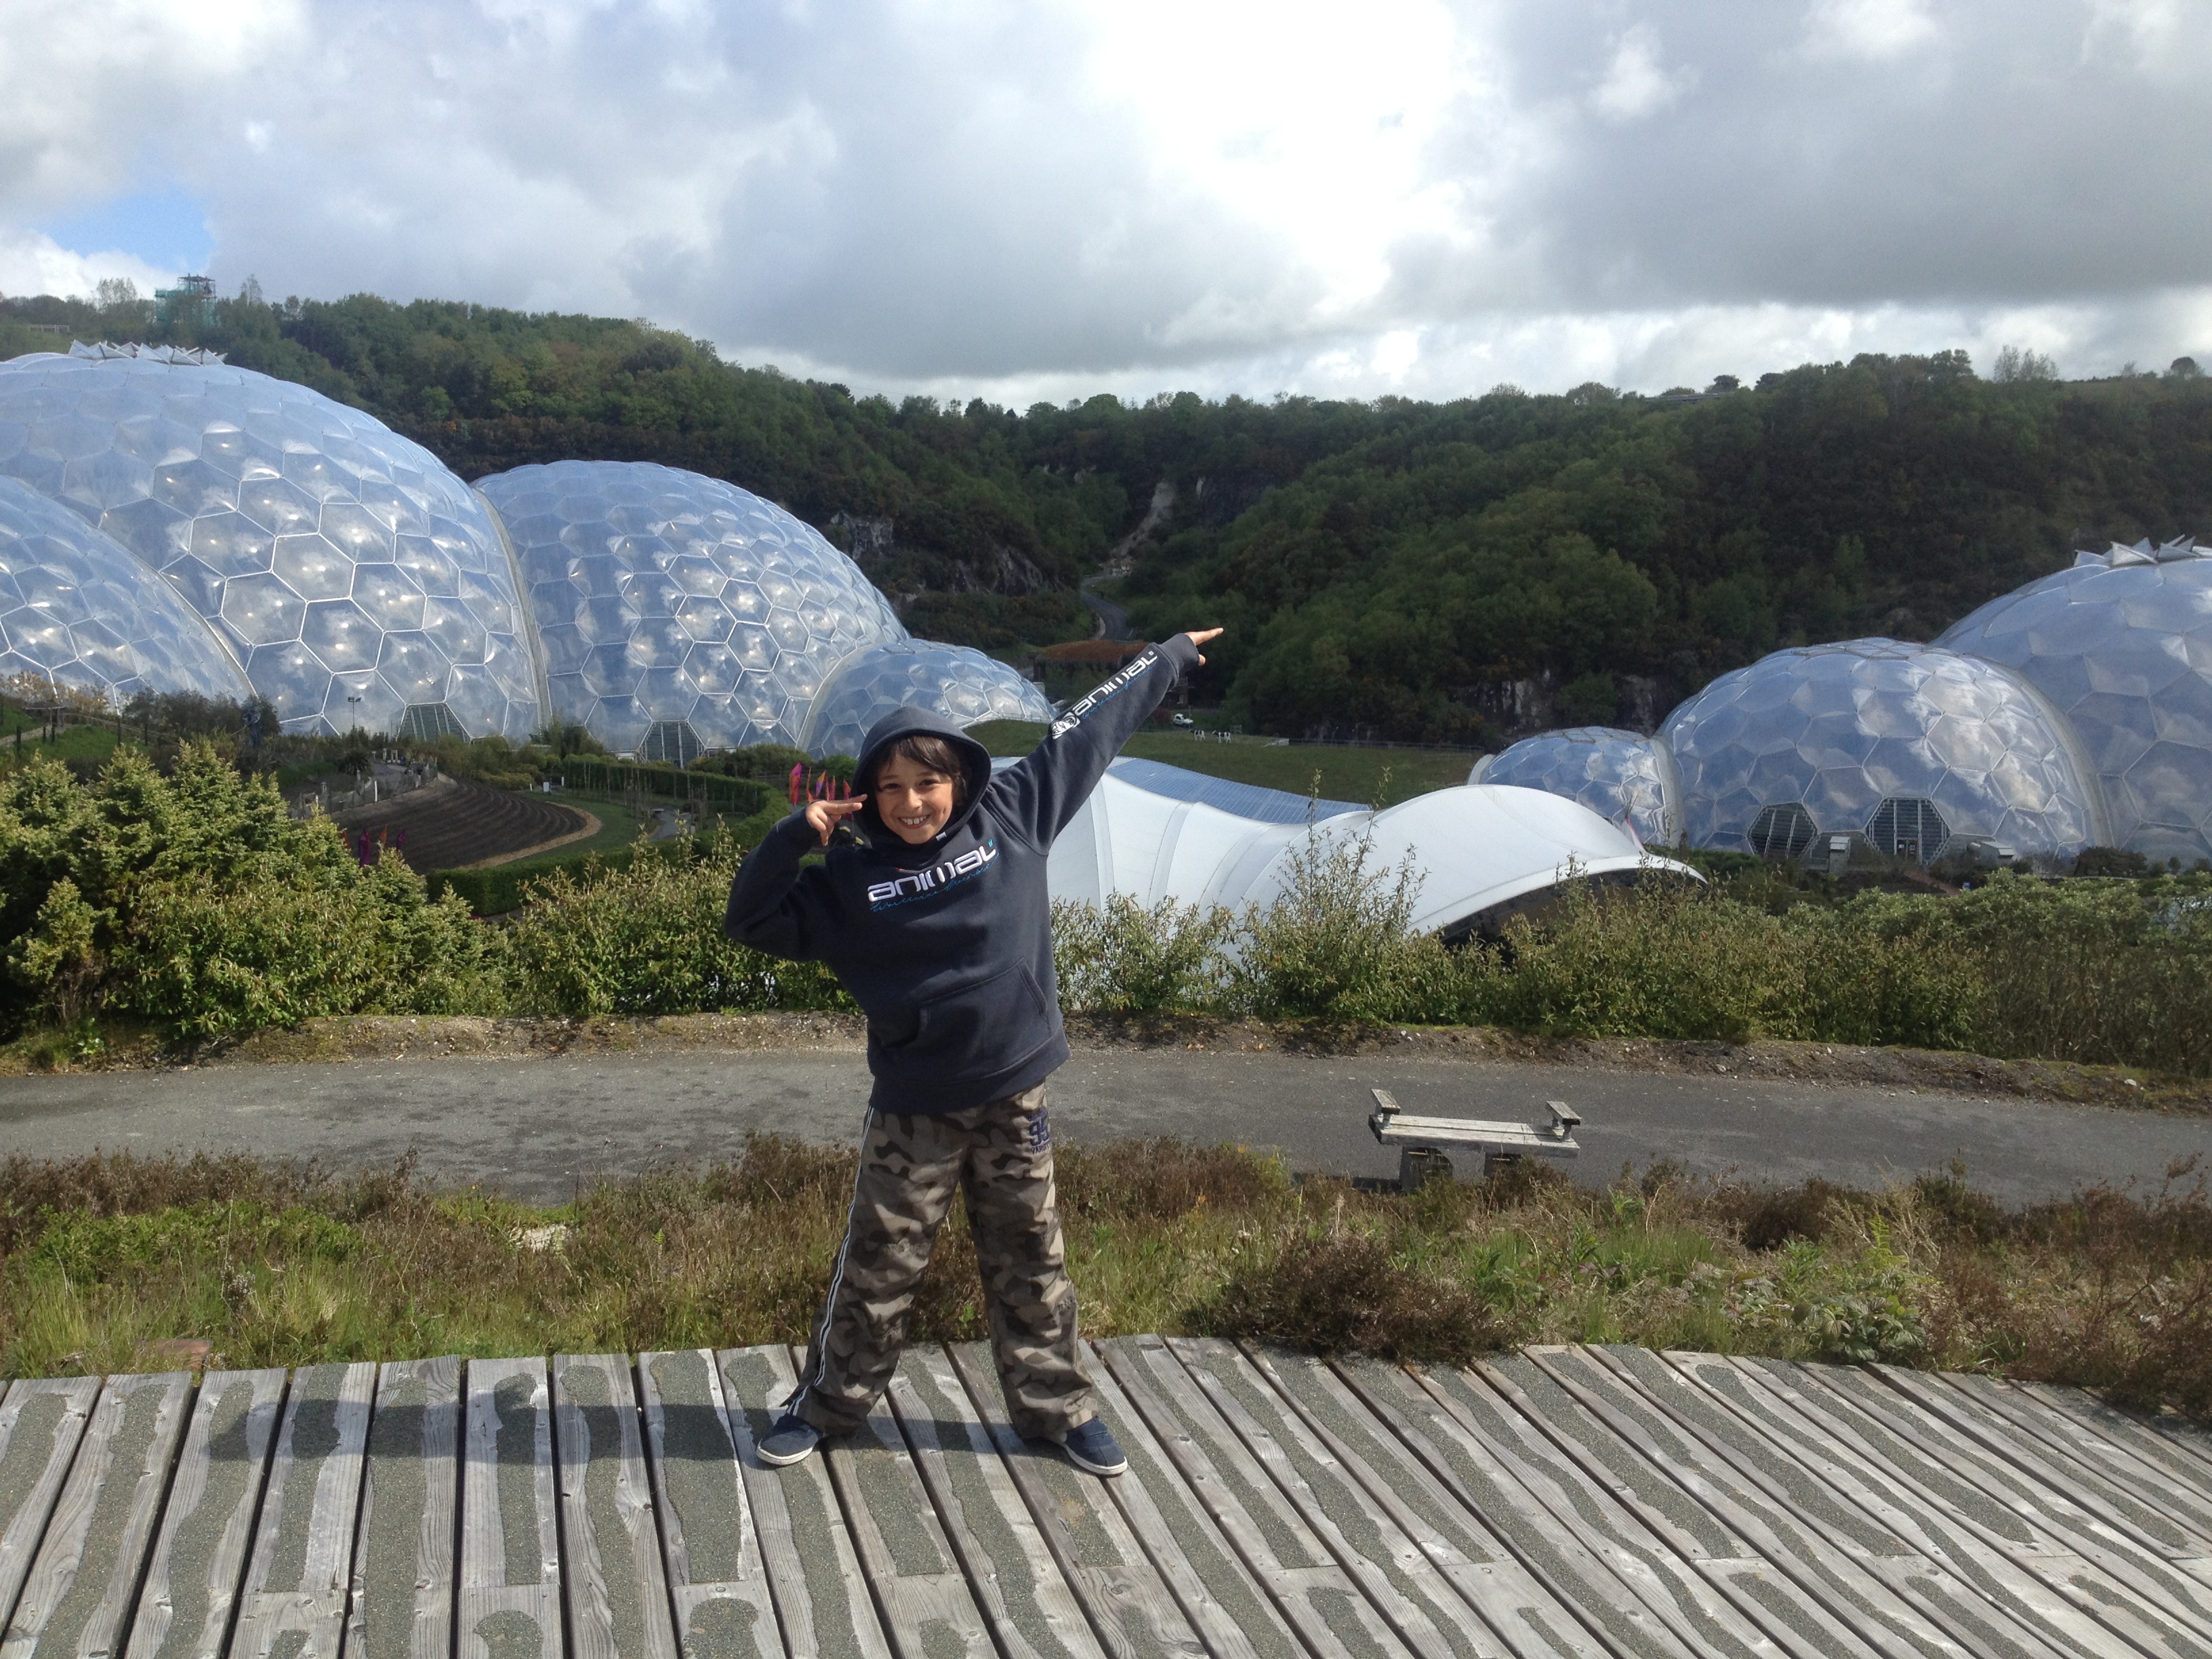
[880,962,1052,1073]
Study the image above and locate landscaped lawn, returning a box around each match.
[965,720,1477,807]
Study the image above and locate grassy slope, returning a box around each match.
[964,720,1474,807]
[4,1141,2206,1418]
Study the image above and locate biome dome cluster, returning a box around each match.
[1480,539,2212,867]
[0,348,1049,753]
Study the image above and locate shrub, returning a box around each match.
[0,745,507,1041]
[502,828,850,1017]
[1052,894,1231,1013]
[1228,822,1437,1019]
[1193,1229,1503,1363]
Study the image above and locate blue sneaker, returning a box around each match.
[1054,1416,1127,1477]
[756,1412,823,1468]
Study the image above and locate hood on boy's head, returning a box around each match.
[851,706,994,839]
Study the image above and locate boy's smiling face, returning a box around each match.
[875,751,958,844]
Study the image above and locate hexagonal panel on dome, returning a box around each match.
[1938,549,2212,862]
[0,475,249,705]
[803,640,1055,761]
[476,459,917,754]
[1471,726,1683,845]
[0,352,538,739]
[1660,638,2106,861]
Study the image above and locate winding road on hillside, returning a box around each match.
[1,1046,2205,1204]
[1078,573,1134,640]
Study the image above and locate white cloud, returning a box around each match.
[4,0,2211,401]
[0,228,174,302]
[1801,0,1938,62]
[1590,25,1691,121]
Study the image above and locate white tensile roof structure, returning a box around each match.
[1043,762,1695,935]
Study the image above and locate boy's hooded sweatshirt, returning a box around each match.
[725,634,1201,1113]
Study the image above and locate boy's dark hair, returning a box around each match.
[874,734,970,810]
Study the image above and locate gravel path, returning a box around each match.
[1,1044,2205,1204]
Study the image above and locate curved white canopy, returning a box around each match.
[1046,769,1696,935]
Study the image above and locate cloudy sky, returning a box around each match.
[3,0,2208,405]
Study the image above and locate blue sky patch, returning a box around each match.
[41,188,212,277]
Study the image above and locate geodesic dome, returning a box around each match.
[1936,541,2212,863]
[802,639,1053,760]
[0,350,540,739]
[1471,726,1683,846]
[0,475,250,705]
[1661,638,2105,863]
[476,459,1050,758]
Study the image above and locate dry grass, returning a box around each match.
[1,1141,2206,1420]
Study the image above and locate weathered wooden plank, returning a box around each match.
[1368,1354,1794,1659]
[1890,1367,2212,1565]
[944,1342,1222,1659]
[714,1345,890,1659]
[1936,1375,2212,1553]
[1635,1349,2133,1659]
[2012,1382,2212,1514]
[635,1351,779,1659]
[1791,1358,2212,1643]
[792,1347,994,1659]
[0,1378,100,1639]
[457,1357,564,1659]
[126,1367,287,1659]
[1096,1335,1415,1659]
[229,1361,377,1659]
[552,1355,678,1659]
[1229,1343,1611,1659]
[1064,1345,1309,1659]
[884,1346,1107,1659]
[1480,1351,1883,1659]
[1170,1338,1514,1659]
[1540,1344,2067,1659]
[346,1357,462,1659]
[0,1370,194,1659]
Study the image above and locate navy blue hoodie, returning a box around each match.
[724,634,1201,1113]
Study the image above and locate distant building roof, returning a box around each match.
[1036,639,1151,663]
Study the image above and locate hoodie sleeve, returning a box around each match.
[723,808,839,960]
[985,634,1202,850]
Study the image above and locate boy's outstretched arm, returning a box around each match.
[990,629,1220,849]
[723,798,855,958]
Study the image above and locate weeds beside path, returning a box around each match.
[3,1140,2207,1422]
[12,1009,2211,1114]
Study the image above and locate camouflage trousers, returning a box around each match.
[787,1085,1094,1439]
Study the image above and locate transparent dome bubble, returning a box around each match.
[0,475,251,706]
[1938,552,2212,863]
[803,640,1054,760]
[1661,638,2104,861]
[1473,726,1683,845]
[0,352,538,739]
[478,459,957,758]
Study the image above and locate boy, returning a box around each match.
[724,628,1221,1475]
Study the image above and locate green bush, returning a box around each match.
[1052,894,1231,1013]
[501,829,850,1017]
[0,745,504,1041]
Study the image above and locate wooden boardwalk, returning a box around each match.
[0,1343,2207,1659]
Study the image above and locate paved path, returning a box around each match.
[3,1340,2211,1659]
[1,1048,2206,1203]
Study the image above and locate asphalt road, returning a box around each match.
[0,1049,2205,1204]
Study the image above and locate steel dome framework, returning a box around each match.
[0,353,1050,755]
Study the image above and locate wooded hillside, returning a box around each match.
[7,288,2209,741]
